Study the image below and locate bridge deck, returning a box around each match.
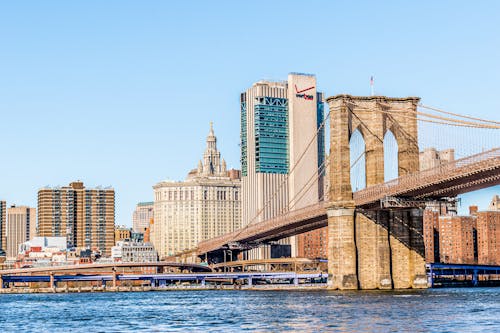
[0,261,211,275]
[197,148,500,255]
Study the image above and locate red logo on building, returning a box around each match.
[294,85,314,100]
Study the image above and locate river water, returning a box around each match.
[0,288,499,332]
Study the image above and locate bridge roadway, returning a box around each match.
[211,258,326,272]
[0,261,211,275]
[197,148,500,255]
[428,263,500,287]
[1,272,326,288]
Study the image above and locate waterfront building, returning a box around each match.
[132,202,154,233]
[0,200,6,255]
[419,147,455,171]
[423,210,441,263]
[6,205,36,259]
[152,124,241,258]
[240,73,325,258]
[19,236,67,254]
[296,228,328,259]
[424,197,500,266]
[438,215,477,264]
[37,181,115,256]
[111,240,158,262]
[16,236,73,268]
[477,210,500,265]
[115,225,131,243]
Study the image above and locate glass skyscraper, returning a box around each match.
[240,73,325,258]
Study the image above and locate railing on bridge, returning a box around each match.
[211,258,327,273]
[354,148,500,206]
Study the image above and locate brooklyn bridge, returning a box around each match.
[196,94,500,290]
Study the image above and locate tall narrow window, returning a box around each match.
[384,130,399,181]
[350,129,366,191]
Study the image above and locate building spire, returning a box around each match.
[200,122,223,176]
[206,121,216,150]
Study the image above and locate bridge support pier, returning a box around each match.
[356,211,392,289]
[390,209,427,289]
[327,207,358,290]
[328,206,427,290]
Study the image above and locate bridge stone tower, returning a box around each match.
[326,95,427,290]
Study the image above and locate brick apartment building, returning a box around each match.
[424,197,500,265]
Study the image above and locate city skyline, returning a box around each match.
[1,1,499,226]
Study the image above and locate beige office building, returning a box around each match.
[240,73,325,258]
[38,181,115,256]
[132,202,154,232]
[152,124,241,258]
[419,147,455,171]
[0,200,6,255]
[6,205,36,259]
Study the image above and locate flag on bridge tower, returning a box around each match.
[370,76,375,96]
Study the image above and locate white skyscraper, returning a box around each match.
[152,124,242,258]
[240,73,325,258]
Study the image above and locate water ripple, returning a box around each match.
[0,288,499,332]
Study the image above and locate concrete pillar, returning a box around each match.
[201,278,206,286]
[293,275,299,286]
[247,278,252,287]
[376,211,393,289]
[356,212,377,289]
[390,210,411,288]
[0,276,3,289]
[327,207,358,290]
[409,209,427,288]
[112,268,117,288]
[356,211,392,289]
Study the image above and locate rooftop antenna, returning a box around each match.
[370,75,375,96]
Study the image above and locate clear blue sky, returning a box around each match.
[0,1,499,225]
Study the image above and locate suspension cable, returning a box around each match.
[419,103,500,125]
[244,108,330,229]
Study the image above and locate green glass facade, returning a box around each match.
[254,96,289,174]
[241,88,323,177]
[240,93,248,176]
